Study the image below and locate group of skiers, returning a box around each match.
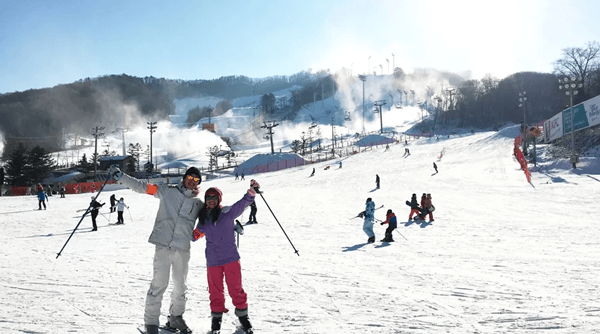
[358,192,435,244]
[408,193,435,222]
[88,194,128,231]
[107,165,256,334]
[356,197,399,243]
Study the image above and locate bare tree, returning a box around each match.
[553,41,600,98]
[206,146,219,170]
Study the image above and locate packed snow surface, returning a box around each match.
[2,121,599,333]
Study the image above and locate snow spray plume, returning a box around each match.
[123,120,228,166]
[56,178,112,259]
[0,131,5,158]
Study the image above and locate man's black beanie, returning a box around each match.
[184,167,201,183]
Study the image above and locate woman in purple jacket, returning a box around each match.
[192,180,259,334]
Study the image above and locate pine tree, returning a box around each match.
[127,143,142,172]
[79,154,91,173]
[26,145,54,185]
[0,165,5,194]
[5,143,29,186]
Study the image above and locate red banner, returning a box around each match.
[514,136,531,183]
[10,181,112,196]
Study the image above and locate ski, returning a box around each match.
[137,325,181,334]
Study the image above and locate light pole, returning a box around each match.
[147,122,157,172]
[558,76,583,168]
[359,75,367,135]
[518,91,527,155]
[386,59,389,75]
[391,53,394,74]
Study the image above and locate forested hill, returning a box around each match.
[0,72,318,157]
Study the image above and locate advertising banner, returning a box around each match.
[545,94,600,142]
[583,94,600,128]
[544,112,563,142]
[562,103,588,134]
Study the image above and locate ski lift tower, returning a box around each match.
[374,100,387,133]
[358,75,367,135]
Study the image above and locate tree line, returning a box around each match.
[1,140,153,187]
[0,71,319,160]
[434,41,600,129]
[3,143,55,187]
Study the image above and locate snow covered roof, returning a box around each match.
[98,155,130,162]
[354,134,395,147]
[41,171,83,184]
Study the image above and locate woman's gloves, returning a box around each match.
[247,179,260,196]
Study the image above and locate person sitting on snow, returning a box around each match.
[408,194,422,221]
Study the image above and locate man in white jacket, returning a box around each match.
[110,166,202,334]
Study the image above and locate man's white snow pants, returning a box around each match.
[144,245,190,326]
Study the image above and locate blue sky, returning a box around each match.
[1,0,599,94]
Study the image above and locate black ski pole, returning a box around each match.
[235,220,242,249]
[255,189,300,256]
[394,229,408,241]
[56,177,111,259]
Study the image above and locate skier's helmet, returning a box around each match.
[387,209,392,214]
[366,197,372,202]
[205,187,223,204]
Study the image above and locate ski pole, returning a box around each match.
[394,229,408,241]
[126,206,133,223]
[254,188,300,256]
[99,211,109,222]
[235,220,242,249]
[56,177,111,259]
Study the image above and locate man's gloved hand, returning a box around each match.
[358,211,365,218]
[248,180,260,196]
[108,165,123,181]
[192,228,205,241]
[380,222,385,225]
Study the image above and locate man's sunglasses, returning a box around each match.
[186,175,200,182]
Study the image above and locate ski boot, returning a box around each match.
[235,308,253,334]
[367,236,375,243]
[144,324,159,334]
[166,314,192,333]
[210,312,223,334]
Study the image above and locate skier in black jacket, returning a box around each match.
[90,197,105,231]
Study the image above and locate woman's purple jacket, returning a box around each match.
[196,193,254,267]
